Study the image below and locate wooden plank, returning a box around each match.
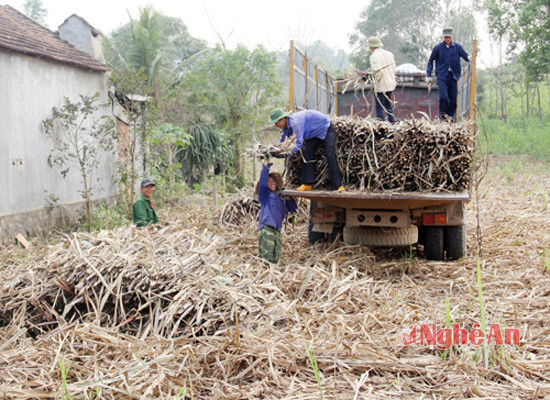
[282,190,470,210]
[283,189,470,202]
[15,233,31,249]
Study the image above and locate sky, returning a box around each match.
[3,0,496,68]
[4,0,367,53]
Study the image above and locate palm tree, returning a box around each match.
[103,5,206,99]
[103,6,208,210]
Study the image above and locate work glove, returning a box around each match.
[468,54,472,62]
[426,76,432,83]
[269,152,287,159]
[271,153,286,158]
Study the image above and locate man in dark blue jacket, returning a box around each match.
[426,28,470,120]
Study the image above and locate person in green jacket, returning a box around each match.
[133,178,159,227]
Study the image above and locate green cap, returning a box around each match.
[367,36,383,48]
[269,108,291,124]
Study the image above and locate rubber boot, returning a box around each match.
[296,184,312,191]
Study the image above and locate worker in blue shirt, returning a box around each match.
[426,28,470,120]
[256,163,297,264]
[269,108,344,191]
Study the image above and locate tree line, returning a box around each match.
[481,0,549,125]
[28,0,549,220]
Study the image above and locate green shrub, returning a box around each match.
[80,201,130,232]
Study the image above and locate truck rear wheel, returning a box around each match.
[343,226,418,247]
[423,226,444,260]
[445,225,466,260]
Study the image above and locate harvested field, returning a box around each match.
[0,155,549,399]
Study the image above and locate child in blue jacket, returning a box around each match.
[256,163,297,264]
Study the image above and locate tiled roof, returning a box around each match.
[0,5,108,72]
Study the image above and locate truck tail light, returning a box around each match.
[422,213,447,225]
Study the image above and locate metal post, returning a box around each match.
[469,40,477,123]
[334,81,339,116]
[315,65,319,111]
[303,53,308,109]
[289,40,294,111]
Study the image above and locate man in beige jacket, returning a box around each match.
[368,36,397,123]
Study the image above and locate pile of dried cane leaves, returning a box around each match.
[219,189,308,227]
[287,116,476,192]
[1,156,549,399]
[219,189,261,226]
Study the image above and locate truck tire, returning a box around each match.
[423,226,444,261]
[343,226,418,247]
[417,226,426,245]
[445,225,466,260]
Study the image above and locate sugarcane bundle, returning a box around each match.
[246,134,297,159]
[286,116,476,192]
[339,67,375,93]
[219,192,260,226]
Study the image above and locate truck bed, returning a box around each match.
[282,189,470,209]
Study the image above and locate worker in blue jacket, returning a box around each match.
[256,163,297,264]
[269,108,344,191]
[426,28,470,120]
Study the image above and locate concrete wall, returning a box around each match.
[0,51,117,241]
[0,195,117,240]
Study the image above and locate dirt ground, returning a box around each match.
[0,155,549,399]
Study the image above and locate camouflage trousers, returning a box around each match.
[258,225,282,264]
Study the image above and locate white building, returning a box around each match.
[0,5,116,241]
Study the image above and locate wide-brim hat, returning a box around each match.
[269,108,291,124]
[442,28,454,37]
[367,36,383,48]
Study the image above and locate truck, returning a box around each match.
[281,40,477,260]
